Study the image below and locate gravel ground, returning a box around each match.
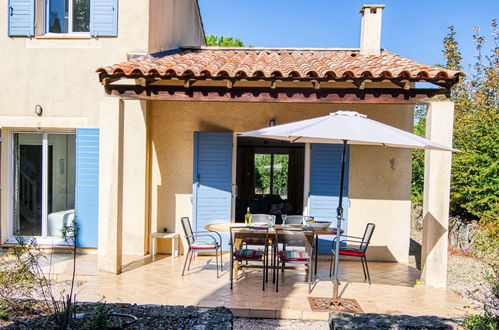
[410,225,487,309]
[234,318,328,329]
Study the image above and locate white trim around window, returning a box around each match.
[7,129,76,246]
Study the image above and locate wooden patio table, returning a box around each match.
[204,222,342,276]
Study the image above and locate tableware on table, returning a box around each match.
[306,220,332,230]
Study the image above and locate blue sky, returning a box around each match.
[198,1,498,74]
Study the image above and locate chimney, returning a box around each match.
[359,4,385,56]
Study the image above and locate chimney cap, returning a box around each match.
[359,4,385,14]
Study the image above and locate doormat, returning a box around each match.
[308,297,363,313]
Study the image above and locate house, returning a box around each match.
[0,1,203,249]
[1,3,462,289]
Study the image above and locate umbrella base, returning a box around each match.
[308,297,363,313]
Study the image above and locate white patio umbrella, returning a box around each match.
[239,110,456,299]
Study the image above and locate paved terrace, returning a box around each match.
[46,253,470,320]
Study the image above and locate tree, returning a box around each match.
[448,21,499,223]
[205,34,247,47]
[412,22,499,224]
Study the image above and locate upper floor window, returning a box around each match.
[47,0,90,34]
[8,0,117,37]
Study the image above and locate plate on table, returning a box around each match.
[306,221,332,230]
[250,223,272,228]
[282,223,304,228]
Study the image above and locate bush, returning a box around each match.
[463,313,498,330]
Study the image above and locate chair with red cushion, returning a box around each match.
[273,227,315,293]
[329,223,375,284]
[181,217,222,277]
[230,226,270,291]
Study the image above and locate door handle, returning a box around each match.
[10,6,13,16]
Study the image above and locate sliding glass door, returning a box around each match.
[13,132,76,238]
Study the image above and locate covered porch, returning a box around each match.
[95,45,462,293]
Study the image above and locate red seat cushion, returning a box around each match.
[279,250,310,262]
[338,248,365,257]
[191,241,217,249]
[234,249,263,260]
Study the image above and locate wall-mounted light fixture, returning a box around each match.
[35,104,43,116]
[268,119,276,127]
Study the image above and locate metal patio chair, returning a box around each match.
[273,227,315,293]
[329,223,375,284]
[242,214,275,246]
[229,226,270,291]
[282,215,308,226]
[181,217,222,277]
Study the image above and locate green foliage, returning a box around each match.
[0,239,40,305]
[463,314,498,330]
[205,34,247,47]
[449,21,499,223]
[83,303,123,329]
[411,107,426,205]
[254,153,288,197]
[412,22,499,221]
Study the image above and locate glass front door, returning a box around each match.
[13,132,76,238]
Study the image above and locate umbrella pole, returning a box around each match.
[333,140,348,299]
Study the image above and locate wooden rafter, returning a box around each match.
[106,85,450,104]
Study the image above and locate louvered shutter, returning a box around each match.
[193,132,233,250]
[309,144,349,253]
[90,0,118,37]
[8,0,34,37]
[75,129,100,248]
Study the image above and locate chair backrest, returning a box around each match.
[251,214,275,226]
[359,223,376,252]
[275,227,314,254]
[180,217,194,247]
[283,215,307,225]
[229,226,270,252]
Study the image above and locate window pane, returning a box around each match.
[47,134,76,237]
[72,0,90,32]
[13,133,43,236]
[254,154,271,195]
[48,0,68,33]
[273,154,289,199]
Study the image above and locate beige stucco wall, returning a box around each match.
[0,0,204,246]
[148,101,413,262]
[149,0,205,53]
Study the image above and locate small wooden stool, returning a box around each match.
[150,232,179,257]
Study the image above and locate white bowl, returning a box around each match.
[306,221,332,230]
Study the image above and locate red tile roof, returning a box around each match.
[97,47,463,80]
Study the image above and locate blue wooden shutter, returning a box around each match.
[75,129,99,248]
[193,132,233,250]
[309,144,349,253]
[8,0,34,37]
[90,0,118,37]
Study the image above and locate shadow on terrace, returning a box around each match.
[42,248,469,320]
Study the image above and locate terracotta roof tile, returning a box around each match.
[97,48,464,80]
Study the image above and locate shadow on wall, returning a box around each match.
[421,211,448,269]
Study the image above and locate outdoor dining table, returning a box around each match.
[204,222,343,276]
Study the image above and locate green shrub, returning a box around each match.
[463,313,498,330]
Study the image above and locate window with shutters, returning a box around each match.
[8,0,117,37]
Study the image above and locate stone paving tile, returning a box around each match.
[50,254,471,320]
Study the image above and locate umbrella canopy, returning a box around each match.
[240,111,457,152]
[238,110,456,299]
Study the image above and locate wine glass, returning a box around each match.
[282,214,288,225]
